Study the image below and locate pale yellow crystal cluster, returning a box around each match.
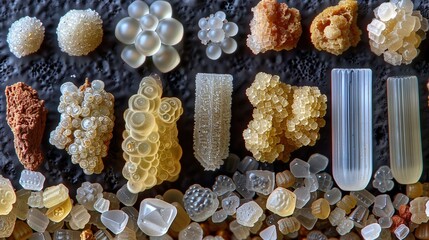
[122,75,183,193]
[243,72,327,163]
[0,175,16,216]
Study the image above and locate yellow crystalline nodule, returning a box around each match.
[43,184,69,208]
[0,175,16,216]
[122,74,183,193]
[243,72,327,163]
[46,197,72,223]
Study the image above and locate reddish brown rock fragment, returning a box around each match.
[398,205,412,222]
[80,229,95,240]
[390,215,406,233]
[5,82,47,170]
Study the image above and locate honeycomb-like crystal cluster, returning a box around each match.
[0,175,16,216]
[6,16,45,58]
[115,0,184,72]
[76,182,104,211]
[57,9,103,56]
[246,0,302,54]
[122,75,183,193]
[310,0,361,55]
[367,0,429,65]
[183,184,219,222]
[198,11,238,60]
[243,72,327,162]
[49,79,115,175]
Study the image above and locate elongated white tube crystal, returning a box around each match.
[387,76,423,184]
[331,69,372,191]
[194,73,233,170]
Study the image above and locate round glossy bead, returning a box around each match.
[121,45,146,68]
[156,18,184,46]
[223,22,238,37]
[206,43,222,60]
[221,38,237,54]
[115,17,141,44]
[128,0,149,19]
[198,18,209,30]
[91,80,105,91]
[208,29,225,43]
[140,14,159,31]
[198,30,209,43]
[149,1,172,20]
[209,16,223,29]
[215,11,226,21]
[153,45,180,73]
[135,30,161,56]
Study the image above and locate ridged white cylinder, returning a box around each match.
[331,69,372,191]
[387,76,423,184]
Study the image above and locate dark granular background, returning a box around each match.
[0,0,428,201]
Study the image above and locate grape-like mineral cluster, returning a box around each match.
[246,0,302,54]
[367,0,429,65]
[49,79,115,175]
[243,72,327,163]
[122,75,183,193]
[310,0,361,55]
[7,16,45,58]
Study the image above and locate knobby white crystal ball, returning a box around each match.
[57,9,103,56]
[115,0,184,73]
[198,11,238,60]
[7,16,45,58]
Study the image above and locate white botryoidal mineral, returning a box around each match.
[57,9,103,56]
[7,16,45,58]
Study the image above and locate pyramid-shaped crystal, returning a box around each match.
[137,198,177,236]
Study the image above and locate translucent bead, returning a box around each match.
[220,37,237,54]
[212,209,227,223]
[53,229,81,240]
[69,205,91,230]
[275,170,295,188]
[29,231,51,240]
[259,225,276,240]
[336,218,354,235]
[76,182,103,211]
[223,22,238,37]
[294,208,317,230]
[233,171,255,199]
[179,222,203,240]
[308,153,329,173]
[206,43,222,60]
[170,202,190,232]
[289,158,310,178]
[149,1,172,20]
[304,174,319,192]
[361,223,381,240]
[294,187,310,209]
[183,184,219,222]
[208,16,223,29]
[316,173,333,192]
[349,205,369,227]
[351,190,376,208]
[407,182,423,199]
[121,45,146,68]
[266,187,296,217]
[140,14,159,31]
[19,170,45,191]
[14,189,30,220]
[198,30,209,44]
[336,195,357,214]
[128,0,149,19]
[215,11,226,21]
[229,220,250,240]
[277,217,300,235]
[115,17,141,45]
[94,198,110,213]
[43,184,69,208]
[372,165,394,193]
[311,198,330,219]
[236,201,264,227]
[246,170,275,195]
[324,187,342,205]
[152,44,180,73]
[394,224,410,240]
[373,194,394,218]
[101,210,129,235]
[208,29,225,43]
[199,18,209,30]
[137,198,177,236]
[28,192,44,208]
[329,207,346,226]
[156,18,184,46]
[116,184,138,207]
[212,175,236,196]
[222,194,240,215]
[135,30,161,56]
[27,208,49,233]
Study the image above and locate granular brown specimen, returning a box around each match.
[246,0,302,54]
[5,82,47,170]
[80,229,95,240]
[310,0,361,55]
[399,205,412,222]
[390,215,406,232]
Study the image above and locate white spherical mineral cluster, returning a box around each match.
[57,9,103,56]
[198,11,238,60]
[7,16,45,58]
[115,0,184,73]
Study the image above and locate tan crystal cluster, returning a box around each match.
[310,0,361,55]
[246,0,302,54]
[243,72,327,163]
[122,75,183,193]
[367,0,428,65]
[5,82,47,170]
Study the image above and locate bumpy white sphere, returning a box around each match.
[153,45,180,73]
[115,17,141,45]
[206,43,222,60]
[221,38,237,54]
[150,1,172,20]
[121,45,146,68]
[128,0,149,19]
[57,9,103,56]
[140,14,159,31]
[223,22,238,37]
[156,18,184,46]
[7,16,45,58]
[135,30,161,56]
[208,29,225,43]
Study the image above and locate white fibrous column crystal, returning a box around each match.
[115,0,184,72]
[49,79,115,175]
[367,0,428,65]
[198,11,238,60]
[331,69,372,191]
[194,73,233,170]
[387,76,423,184]
[7,16,45,58]
[122,75,183,193]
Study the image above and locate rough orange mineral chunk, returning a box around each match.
[5,82,47,170]
[310,0,361,55]
[247,0,302,54]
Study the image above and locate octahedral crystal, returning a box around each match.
[101,210,129,235]
[194,73,233,170]
[183,184,219,222]
[373,194,394,218]
[122,75,183,193]
[137,198,177,236]
[266,187,296,217]
[259,225,276,240]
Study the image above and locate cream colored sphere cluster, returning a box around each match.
[7,16,45,58]
[115,0,184,73]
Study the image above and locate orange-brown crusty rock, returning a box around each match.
[247,0,302,54]
[81,229,95,240]
[310,0,361,55]
[5,82,47,170]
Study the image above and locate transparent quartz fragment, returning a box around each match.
[329,207,346,226]
[69,205,91,230]
[29,232,52,240]
[331,69,372,191]
[221,194,240,215]
[245,170,275,195]
[101,210,129,235]
[233,171,255,199]
[237,156,259,173]
[28,191,44,208]
[294,208,317,230]
[294,187,311,209]
[212,175,236,196]
[377,2,397,21]
[394,224,410,240]
[336,217,354,235]
[116,184,138,207]
[229,220,250,240]
[76,182,103,211]
[259,225,276,240]
[367,19,386,36]
[349,205,369,228]
[94,229,114,240]
[94,198,110,213]
[137,198,177,236]
[236,201,263,227]
[304,174,319,192]
[266,187,296,217]
[361,223,381,240]
[194,73,233,170]
[351,189,376,208]
[324,187,342,205]
[53,229,81,239]
[372,165,394,193]
[387,76,423,184]
[178,222,203,240]
[316,172,333,192]
[289,158,310,178]
[170,202,190,233]
[43,184,69,208]
[46,198,72,223]
[19,170,45,191]
[121,206,139,232]
[308,153,329,173]
[14,189,30,220]
[27,208,49,232]
[212,209,227,223]
[0,212,15,238]
[373,194,394,218]
[378,216,392,228]
[103,192,120,210]
[183,184,219,222]
[116,227,137,240]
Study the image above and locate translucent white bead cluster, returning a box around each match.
[6,16,45,58]
[367,0,429,65]
[49,80,115,175]
[115,0,184,73]
[198,11,238,60]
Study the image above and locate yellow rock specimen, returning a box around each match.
[246,0,302,54]
[46,197,72,223]
[0,212,16,238]
[407,182,424,199]
[311,198,331,219]
[170,202,191,232]
[266,187,296,217]
[410,197,429,224]
[43,183,69,208]
[275,170,295,188]
[310,0,361,55]
[277,216,301,235]
[336,194,357,214]
[243,72,327,162]
[122,74,183,193]
[0,176,16,216]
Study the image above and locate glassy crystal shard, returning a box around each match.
[194,73,233,170]
[331,69,372,191]
[387,76,423,184]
